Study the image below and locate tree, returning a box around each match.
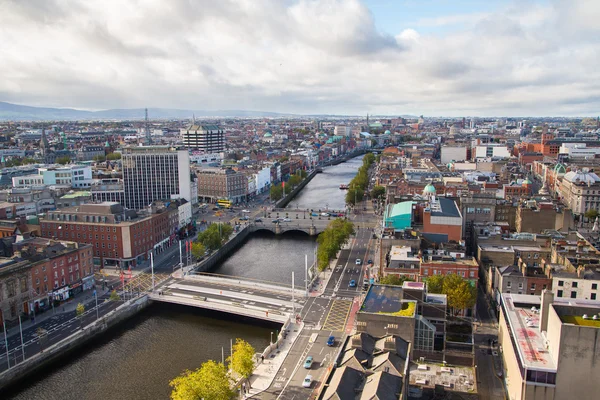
[170,360,234,400]
[380,275,412,286]
[316,220,355,271]
[93,155,107,162]
[443,274,477,315]
[191,242,206,260]
[106,152,122,160]
[76,302,85,317]
[109,290,120,301]
[229,338,256,386]
[197,224,234,251]
[371,185,385,199]
[345,187,364,206]
[585,209,599,221]
[425,275,444,294]
[56,156,71,165]
[270,185,283,201]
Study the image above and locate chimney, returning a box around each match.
[539,289,554,333]
[577,265,585,278]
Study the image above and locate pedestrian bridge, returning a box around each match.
[150,273,306,323]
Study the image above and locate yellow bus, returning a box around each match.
[217,199,232,209]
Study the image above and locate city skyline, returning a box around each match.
[1,0,599,116]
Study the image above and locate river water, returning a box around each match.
[4,157,362,399]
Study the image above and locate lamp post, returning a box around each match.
[270,331,273,344]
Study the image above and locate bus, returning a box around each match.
[217,199,232,209]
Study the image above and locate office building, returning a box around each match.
[180,124,225,153]
[499,291,600,400]
[195,167,248,203]
[121,146,195,211]
[558,170,600,215]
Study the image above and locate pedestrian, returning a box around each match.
[242,383,246,394]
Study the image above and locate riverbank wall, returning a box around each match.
[194,226,252,273]
[275,168,318,209]
[0,295,150,392]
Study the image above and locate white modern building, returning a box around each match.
[178,200,192,228]
[559,143,600,159]
[189,151,222,166]
[474,144,511,160]
[12,165,92,189]
[180,124,225,153]
[334,125,351,137]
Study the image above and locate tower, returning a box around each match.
[40,127,49,157]
[144,108,152,145]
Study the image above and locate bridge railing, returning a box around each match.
[183,271,306,297]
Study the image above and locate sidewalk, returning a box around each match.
[3,287,110,340]
[247,321,304,398]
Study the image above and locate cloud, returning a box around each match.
[0,0,599,116]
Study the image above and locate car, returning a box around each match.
[254,218,262,222]
[272,219,279,223]
[355,258,361,265]
[242,209,250,213]
[239,216,249,221]
[212,207,219,211]
[282,218,291,222]
[367,259,373,265]
[327,336,335,346]
[320,212,329,217]
[349,279,356,287]
[302,375,313,388]
[303,356,313,369]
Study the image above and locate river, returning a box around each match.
[3,156,363,399]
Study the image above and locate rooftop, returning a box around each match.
[361,285,416,316]
[560,315,600,327]
[429,197,461,218]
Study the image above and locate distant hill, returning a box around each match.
[0,101,296,121]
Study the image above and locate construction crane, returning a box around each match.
[145,108,152,145]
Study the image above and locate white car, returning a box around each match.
[242,209,251,213]
[355,258,362,265]
[302,375,313,388]
[283,218,291,222]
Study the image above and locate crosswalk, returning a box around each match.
[322,300,352,331]
[124,272,171,293]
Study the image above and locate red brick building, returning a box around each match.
[421,198,463,242]
[420,256,479,285]
[40,202,178,269]
[14,238,94,311]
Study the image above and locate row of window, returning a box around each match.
[557,280,598,290]
[556,290,596,300]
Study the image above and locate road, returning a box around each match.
[252,192,378,399]
[0,293,122,372]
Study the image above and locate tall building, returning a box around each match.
[195,167,248,203]
[121,146,194,211]
[180,124,225,153]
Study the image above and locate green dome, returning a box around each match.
[263,132,272,138]
[423,183,436,195]
[384,130,391,135]
[523,178,532,185]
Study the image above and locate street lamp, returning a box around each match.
[270,331,274,344]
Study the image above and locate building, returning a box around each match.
[473,144,511,160]
[383,201,414,230]
[499,291,600,400]
[422,197,463,242]
[0,258,33,325]
[121,146,195,211]
[383,245,421,280]
[440,146,468,164]
[13,238,94,312]
[180,124,225,153]
[515,200,572,233]
[195,168,248,203]
[12,165,93,189]
[76,146,106,161]
[40,202,177,269]
[90,179,125,204]
[420,254,479,284]
[558,170,600,215]
[552,268,600,301]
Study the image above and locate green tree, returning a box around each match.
[76,302,85,317]
[345,187,364,206]
[270,185,283,201]
[443,274,477,315]
[56,156,71,165]
[170,360,234,400]
[106,152,122,160]
[191,242,206,260]
[585,209,599,221]
[316,219,355,270]
[93,154,106,162]
[425,275,444,294]
[109,290,120,301]
[371,185,385,199]
[380,275,412,286]
[197,224,234,251]
[229,338,255,386]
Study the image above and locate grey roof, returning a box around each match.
[350,332,377,355]
[322,365,365,400]
[340,348,370,369]
[359,371,403,400]
[430,198,461,218]
[421,232,449,244]
[374,336,410,360]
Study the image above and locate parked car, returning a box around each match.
[303,356,313,369]
[320,213,329,217]
[254,218,262,222]
[302,375,313,388]
[355,258,361,265]
[242,209,250,213]
[272,219,279,223]
[367,259,373,265]
[239,216,249,221]
[327,336,335,346]
[349,279,356,287]
[282,218,291,222]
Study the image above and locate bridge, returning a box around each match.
[150,272,306,323]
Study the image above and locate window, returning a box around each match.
[572,282,578,288]
[571,291,577,299]
[558,280,564,287]
[593,283,598,290]
[531,283,536,290]
[518,283,523,289]
[507,281,512,288]
[557,290,563,297]
[592,293,597,300]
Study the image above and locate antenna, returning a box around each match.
[145,108,152,145]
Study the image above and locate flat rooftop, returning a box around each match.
[362,285,415,315]
[501,293,556,371]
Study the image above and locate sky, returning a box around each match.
[1,0,599,116]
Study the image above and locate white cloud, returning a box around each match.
[0,0,599,116]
